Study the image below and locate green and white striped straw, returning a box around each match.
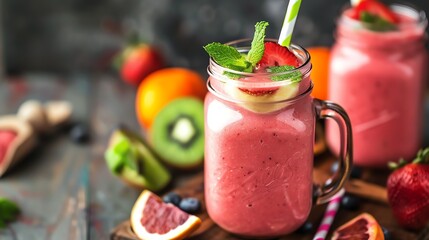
[278,0,302,47]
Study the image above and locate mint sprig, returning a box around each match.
[203,21,269,78]
[0,198,20,229]
[267,66,302,82]
[360,12,397,32]
[203,43,251,71]
[247,21,269,65]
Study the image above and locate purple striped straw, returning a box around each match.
[313,188,345,240]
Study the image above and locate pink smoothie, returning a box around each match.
[204,72,315,237]
[327,5,428,167]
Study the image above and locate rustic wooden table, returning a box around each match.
[0,74,428,240]
[0,74,144,240]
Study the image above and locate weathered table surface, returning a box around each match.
[0,74,428,240]
[0,73,144,240]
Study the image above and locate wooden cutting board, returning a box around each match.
[110,164,426,240]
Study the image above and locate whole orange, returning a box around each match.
[308,47,330,100]
[135,68,207,129]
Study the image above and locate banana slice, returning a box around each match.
[224,82,299,114]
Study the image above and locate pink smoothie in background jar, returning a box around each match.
[327,4,428,167]
[204,39,352,238]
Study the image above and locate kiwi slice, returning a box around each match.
[151,98,204,169]
[105,126,171,191]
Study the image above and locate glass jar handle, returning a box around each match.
[313,99,353,204]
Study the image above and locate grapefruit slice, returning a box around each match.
[131,190,201,240]
[332,213,385,240]
[0,130,17,165]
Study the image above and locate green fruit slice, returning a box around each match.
[0,197,20,229]
[151,98,204,168]
[105,127,171,191]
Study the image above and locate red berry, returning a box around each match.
[347,7,360,20]
[238,88,279,96]
[0,131,17,165]
[258,42,299,68]
[387,163,429,230]
[120,45,164,86]
[354,0,399,24]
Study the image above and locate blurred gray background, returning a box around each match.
[1,0,428,74]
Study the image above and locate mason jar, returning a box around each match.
[204,39,353,238]
[327,4,428,167]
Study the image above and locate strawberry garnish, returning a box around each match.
[258,42,299,69]
[347,7,360,20]
[387,147,429,230]
[354,0,399,24]
[239,88,279,96]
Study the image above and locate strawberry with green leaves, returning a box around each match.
[387,147,429,230]
[0,197,20,229]
[349,0,399,31]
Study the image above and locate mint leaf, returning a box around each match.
[360,12,397,32]
[247,21,269,66]
[105,149,124,174]
[0,198,20,229]
[105,137,140,174]
[112,138,131,155]
[123,146,139,172]
[267,65,302,82]
[203,21,271,79]
[223,72,242,80]
[223,63,253,80]
[203,43,250,71]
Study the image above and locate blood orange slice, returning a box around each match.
[332,213,385,240]
[0,130,17,165]
[130,190,201,240]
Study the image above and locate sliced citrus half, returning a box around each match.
[131,190,201,240]
[332,213,385,240]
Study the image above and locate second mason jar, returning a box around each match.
[327,4,428,167]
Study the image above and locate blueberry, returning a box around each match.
[69,122,90,143]
[296,221,313,234]
[382,226,392,240]
[341,194,361,211]
[162,192,182,206]
[179,198,201,214]
[330,161,339,174]
[350,166,363,179]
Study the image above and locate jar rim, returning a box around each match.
[207,79,314,105]
[207,38,312,89]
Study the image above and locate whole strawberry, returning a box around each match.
[387,147,429,230]
[119,43,164,86]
